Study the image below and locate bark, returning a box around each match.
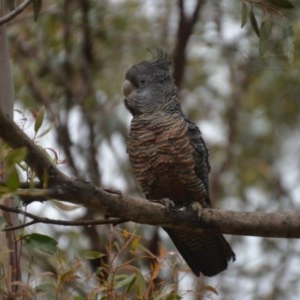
[0,1,21,292]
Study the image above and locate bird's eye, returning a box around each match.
[140,79,146,84]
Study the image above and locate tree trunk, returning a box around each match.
[0,1,21,294]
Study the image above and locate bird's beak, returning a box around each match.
[122,79,136,97]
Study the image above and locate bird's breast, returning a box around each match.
[127,113,202,205]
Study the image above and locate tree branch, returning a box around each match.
[0,107,65,184]
[11,187,300,238]
[0,108,300,238]
[173,0,206,88]
[0,2,23,288]
[0,202,125,231]
[0,0,32,25]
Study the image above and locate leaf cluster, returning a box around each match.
[241,0,295,59]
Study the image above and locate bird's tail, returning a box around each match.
[163,227,235,277]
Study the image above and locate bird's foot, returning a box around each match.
[151,198,175,210]
[190,202,203,219]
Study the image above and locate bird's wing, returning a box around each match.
[185,116,212,207]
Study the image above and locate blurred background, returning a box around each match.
[5,0,300,299]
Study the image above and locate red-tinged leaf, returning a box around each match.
[31,110,38,119]
[150,262,161,281]
[122,229,130,238]
[205,284,219,295]
[59,158,67,164]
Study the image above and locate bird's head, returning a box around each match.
[123,49,180,116]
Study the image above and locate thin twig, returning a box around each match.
[0,203,126,231]
[0,0,32,25]
[6,220,37,231]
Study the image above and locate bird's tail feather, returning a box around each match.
[163,227,235,277]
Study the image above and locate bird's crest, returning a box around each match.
[148,48,173,72]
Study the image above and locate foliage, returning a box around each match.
[0,0,300,299]
[242,0,295,60]
[1,226,206,299]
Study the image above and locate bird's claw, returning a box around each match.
[151,198,175,210]
[190,202,203,219]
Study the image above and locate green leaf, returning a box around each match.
[32,0,42,21]
[113,240,120,252]
[95,266,104,276]
[115,274,136,290]
[267,0,294,8]
[259,18,272,56]
[250,8,260,37]
[84,250,106,260]
[124,274,137,294]
[0,216,6,230]
[282,20,294,63]
[6,147,28,165]
[24,233,58,255]
[6,165,20,191]
[134,268,147,296]
[5,147,27,191]
[241,2,248,28]
[34,106,45,134]
[36,283,56,300]
[37,125,52,138]
[59,269,80,284]
[165,294,182,300]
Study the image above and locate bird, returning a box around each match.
[122,49,235,277]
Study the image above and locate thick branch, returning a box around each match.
[0,108,300,238]
[13,186,300,238]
